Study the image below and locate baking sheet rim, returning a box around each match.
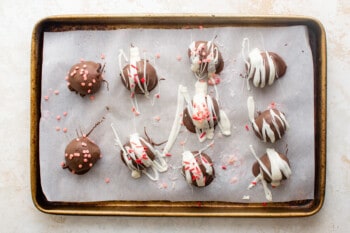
[30,15,326,217]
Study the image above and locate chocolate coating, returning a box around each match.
[120,60,158,94]
[67,61,103,96]
[63,136,101,175]
[188,41,224,77]
[182,151,215,187]
[120,138,155,171]
[246,50,287,88]
[252,152,290,183]
[182,97,220,133]
[252,109,288,143]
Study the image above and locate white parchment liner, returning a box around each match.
[40,26,314,202]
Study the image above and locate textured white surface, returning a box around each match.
[0,0,349,232]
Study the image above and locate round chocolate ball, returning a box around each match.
[182,151,215,187]
[63,136,101,175]
[66,61,104,96]
[120,60,158,94]
[188,40,224,79]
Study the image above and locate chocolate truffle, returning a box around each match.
[66,61,104,96]
[111,125,168,181]
[120,60,158,95]
[183,96,220,134]
[182,151,215,187]
[245,48,287,89]
[247,96,289,143]
[182,80,231,142]
[188,40,224,79]
[62,136,101,175]
[252,149,291,185]
[248,146,292,201]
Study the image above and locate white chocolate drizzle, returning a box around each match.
[111,124,167,181]
[184,81,231,142]
[189,39,220,80]
[248,145,292,201]
[119,45,155,115]
[182,141,214,187]
[241,38,280,90]
[247,96,288,143]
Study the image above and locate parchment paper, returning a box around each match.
[40,26,314,202]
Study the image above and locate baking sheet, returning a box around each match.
[40,26,314,202]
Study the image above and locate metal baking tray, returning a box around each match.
[30,15,326,217]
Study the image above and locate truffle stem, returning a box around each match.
[86,117,105,137]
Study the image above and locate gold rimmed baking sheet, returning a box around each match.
[31,15,326,217]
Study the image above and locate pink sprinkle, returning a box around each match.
[92,79,96,83]
[60,162,65,167]
[88,89,91,94]
[155,93,160,99]
[81,142,87,147]
[155,53,160,59]
[80,58,85,63]
[63,112,68,116]
[88,83,92,87]
[56,115,61,121]
[63,128,67,133]
[105,177,110,183]
[78,164,83,168]
[83,75,88,81]
[89,163,93,167]
[54,90,59,95]
[44,96,49,101]
[176,55,182,61]
[161,183,168,189]
[100,154,103,158]
[230,177,238,184]
[90,96,95,101]
[65,153,68,157]
[245,124,250,131]
[83,64,87,68]
[268,102,277,109]
[100,53,106,59]
[199,25,203,30]
[65,76,68,80]
[180,141,186,146]
[221,165,227,170]
[81,82,86,86]
[154,115,161,122]
[55,126,60,131]
[84,159,88,162]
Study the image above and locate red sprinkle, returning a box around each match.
[140,77,146,83]
[155,93,160,99]
[245,124,250,131]
[165,153,172,157]
[262,202,267,207]
[197,201,202,207]
[221,165,227,170]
